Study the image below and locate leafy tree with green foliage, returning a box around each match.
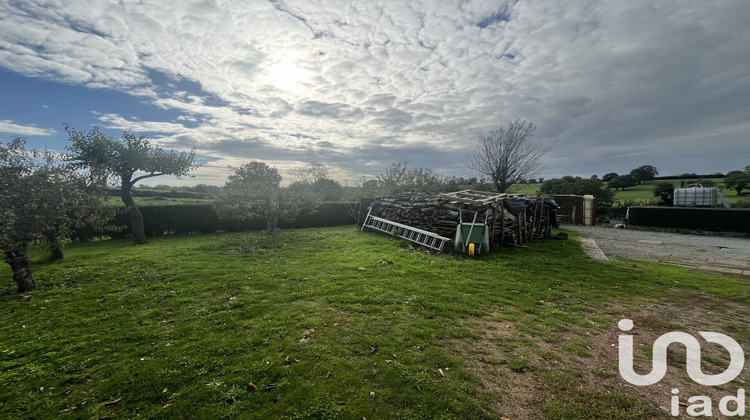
[214,161,320,235]
[467,119,551,192]
[629,165,659,184]
[725,169,750,196]
[539,176,615,214]
[311,178,343,201]
[608,174,638,190]
[1,138,109,291]
[65,126,198,244]
[652,181,675,197]
[602,172,618,182]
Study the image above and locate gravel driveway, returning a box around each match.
[563,225,750,277]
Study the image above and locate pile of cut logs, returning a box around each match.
[359,190,558,250]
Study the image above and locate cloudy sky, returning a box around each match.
[1,0,749,185]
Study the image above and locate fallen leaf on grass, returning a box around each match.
[247,383,258,391]
[438,368,445,377]
[264,383,277,391]
[325,371,332,378]
[299,329,315,343]
[384,360,392,364]
[162,388,168,393]
[163,403,172,409]
[369,392,375,398]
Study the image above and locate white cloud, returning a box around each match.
[95,113,188,134]
[1,0,749,180]
[0,120,55,136]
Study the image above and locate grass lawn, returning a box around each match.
[2,227,749,418]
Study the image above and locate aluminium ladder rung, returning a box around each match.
[362,213,450,252]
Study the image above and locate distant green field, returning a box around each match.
[508,179,746,205]
[608,178,745,204]
[506,183,540,195]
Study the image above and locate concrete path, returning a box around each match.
[563,225,750,277]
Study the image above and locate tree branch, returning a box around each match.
[130,172,167,187]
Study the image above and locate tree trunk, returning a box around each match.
[45,231,64,260]
[121,182,149,244]
[265,198,281,235]
[4,247,36,292]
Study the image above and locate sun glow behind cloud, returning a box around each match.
[265,53,311,95]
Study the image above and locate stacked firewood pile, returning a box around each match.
[361,190,558,250]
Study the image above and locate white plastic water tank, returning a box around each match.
[673,184,718,207]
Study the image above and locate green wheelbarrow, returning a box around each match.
[454,209,490,256]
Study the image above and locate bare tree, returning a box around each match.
[467,119,551,193]
[290,161,328,185]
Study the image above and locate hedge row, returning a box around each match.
[653,174,725,180]
[71,203,355,241]
[628,206,750,233]
[108,188,211,199]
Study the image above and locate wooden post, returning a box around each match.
[499,206,505,248]
[488,201,497,248]
[547,206,552,239]
[535,198,543,240]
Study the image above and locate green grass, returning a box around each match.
[506,183,540,195]
[2,227,749,418]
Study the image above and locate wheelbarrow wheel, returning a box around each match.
[468,243,475,256]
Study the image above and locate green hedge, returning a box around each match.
[108,188,211,199]
[71,203,355,241]
[628,206,750,233]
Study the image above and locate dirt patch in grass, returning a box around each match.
[456,294,750,419]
